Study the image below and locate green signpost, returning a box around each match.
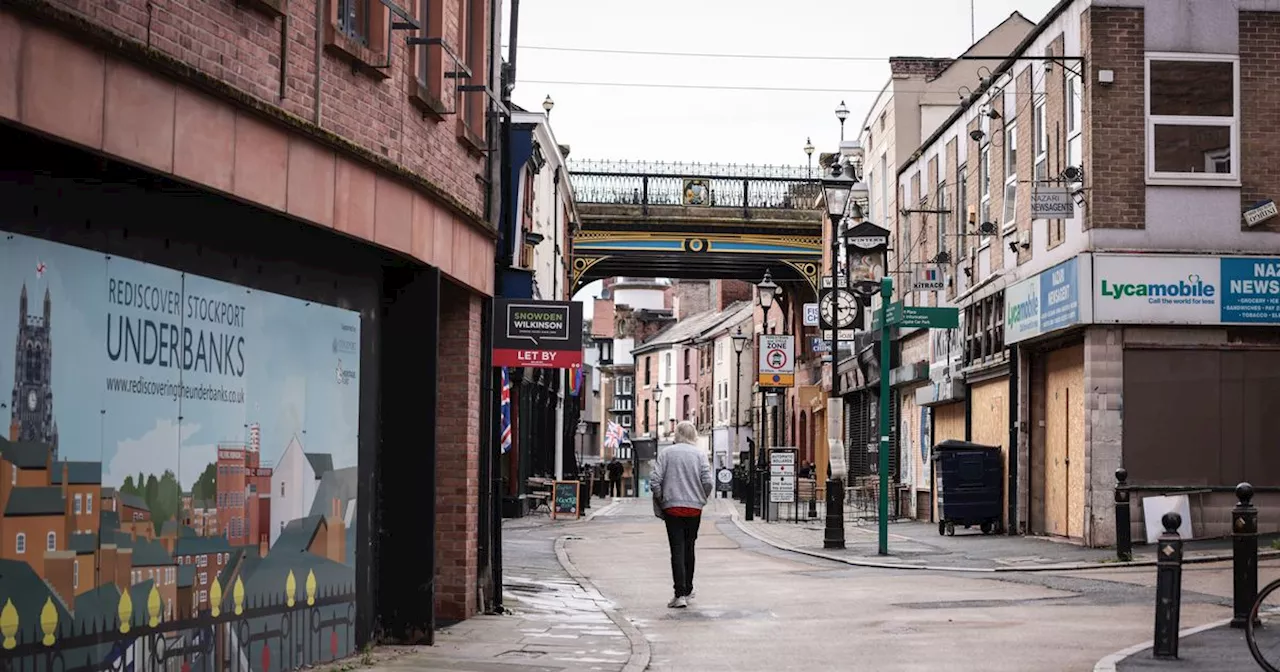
[871,290,959,555]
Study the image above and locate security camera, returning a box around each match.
[1008,240,1019,254]
[970,129,986,142]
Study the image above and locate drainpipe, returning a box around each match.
[1007,347,1020,535]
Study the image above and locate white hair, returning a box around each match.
[674,421,698,445]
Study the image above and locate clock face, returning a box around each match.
[27,390,37,411]
[820,290,859,328]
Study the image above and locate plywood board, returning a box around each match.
[930,402,966,521]
[971,377,1010,527]
[1045,344,1085,538]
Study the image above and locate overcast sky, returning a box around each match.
[511,0,1064,313]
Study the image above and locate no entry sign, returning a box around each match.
[757,334,794,388]
[492,298,584,369]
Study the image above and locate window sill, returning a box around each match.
[458,121,487,157]
[1002,224,1017,235]
[323,25,391,81]
[235,0,285,17]
[409,80,448,119]
[1145,176,1241,188]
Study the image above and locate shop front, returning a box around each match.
[890,331,930,519]
[1091,253,1280,542]
[1005,255,1091,540]
[961,288,1012,532]
[917,311,967,522]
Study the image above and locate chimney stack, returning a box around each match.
[61,461,69,497]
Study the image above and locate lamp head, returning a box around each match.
[804,137,815,156]
[757,270,779,310]
[835,100,850,123]
[731,325,748,354]
[542,94,555,113]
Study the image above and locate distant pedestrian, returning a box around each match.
[607,459,625,497]
[650,421,713,609]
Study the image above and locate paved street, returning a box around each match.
[352,496,1280,671]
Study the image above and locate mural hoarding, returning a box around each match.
[0,231,361,671]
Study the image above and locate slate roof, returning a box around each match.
[118,492,149,512]
[0,437,50,469]
[50,461,103,485]
[160,520,179,537]
[122,535,173,568]
[68,532,98,554]
[693,301,756,342]
[272,515,324,555]
[0,559,70,643]
[4,486,64,516]
[100,509,121,533]
[175,534,232,557]
[632,302,753,354]
[305,453,334,478]
[309,466,357,519]
[177,564,196,589]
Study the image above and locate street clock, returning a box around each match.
[819,289,859,329]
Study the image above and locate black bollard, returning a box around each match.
[582,478,591,510]
[1231,482,1258,629]
[824,478,845,549]
[1115,468,1132,561]
[1153,512,1184,660]
[808,495,818,519]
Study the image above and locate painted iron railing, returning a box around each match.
[568,160,820,211]
[0,571,356,672]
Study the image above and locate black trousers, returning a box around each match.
[663,514,701,597]
[611,479,623,497]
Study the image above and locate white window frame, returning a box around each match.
[1144,52,1240,186]
[1003,122,1018,231]
[936,165,948,260]
[979,146,992,246]
[47,531,56,551]
[74,493,82,514]
[1066,74,1082,170]
[15,533,25,554]
[1033,97,1048,184]
[86,493,93,514]
[74,560,79,589]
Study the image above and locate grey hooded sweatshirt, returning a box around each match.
[650,442,714,511]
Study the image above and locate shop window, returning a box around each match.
[963,292,1006,369]
[1145,54,1238,184]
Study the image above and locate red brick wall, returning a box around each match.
[1014,66,1034,266]
[1239,12,1280,233]
[435,281,481,621]
[1045,34,1068,249]
[1082,6,1145,230]
[28,0,486,216]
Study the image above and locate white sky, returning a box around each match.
[519,1,1064,317]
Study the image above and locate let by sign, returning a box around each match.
[492,299,584,369]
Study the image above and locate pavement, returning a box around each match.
[731,500,1280,572]
[350,497,647,672]
[330,494,1279,671]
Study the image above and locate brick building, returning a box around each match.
[1,0,503,648]
[894,0,1280,548]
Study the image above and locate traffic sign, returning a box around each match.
[871,302,959,330]
[757,334,794,387]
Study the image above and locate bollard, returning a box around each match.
[808,495,818,519]
[823,478,845,549]
[1231,482,1258,629]
[1153,512,1184,660]
[1115,468,1132,561]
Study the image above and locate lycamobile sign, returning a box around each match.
[1005,256,1082,344]
[1098,273,1216,303]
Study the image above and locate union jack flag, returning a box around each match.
[604,420,625,449]
[500,368,513,454]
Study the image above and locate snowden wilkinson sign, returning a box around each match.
[492,298,584,369]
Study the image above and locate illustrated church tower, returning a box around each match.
[10,284,58,462]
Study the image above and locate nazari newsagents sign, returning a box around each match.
[492,298,584,369]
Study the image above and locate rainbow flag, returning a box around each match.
[568,364,584,398]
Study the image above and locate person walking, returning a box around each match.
[650,421,713,609]
[607,459,625,497]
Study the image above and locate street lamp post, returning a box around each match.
[804,137,815,179]
[835,101,850,142]
[756,272,779,520]
[820,157,855,550]
[732,327,748,505]
[542,94,555,118]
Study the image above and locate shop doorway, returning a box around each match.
[1044,344,1085,538]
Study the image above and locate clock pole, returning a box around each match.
[824,183,846,550]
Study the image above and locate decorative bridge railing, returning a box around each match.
[568,160,821,211]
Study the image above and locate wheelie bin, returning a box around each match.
[932,440,1003,536]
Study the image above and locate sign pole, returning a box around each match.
[878,276,893,556]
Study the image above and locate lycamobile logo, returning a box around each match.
[1007,293,1039,323]
[1099,274,1216,299]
